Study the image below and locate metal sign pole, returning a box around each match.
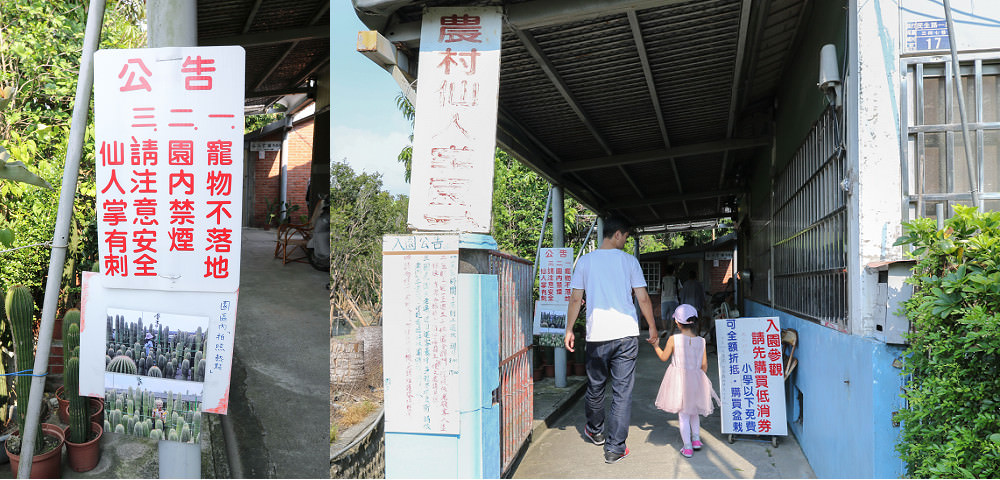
[17,0,105,477]
[146,0,202,476]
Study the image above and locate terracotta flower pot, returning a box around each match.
[64,421,103,472]
[55,386,69,425]
[574,363,586,376]
[88,398,104,426]
[533,366,544,382]
[544,364,555,377]
[6,423,65,478]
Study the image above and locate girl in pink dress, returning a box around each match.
[651,304,720,458]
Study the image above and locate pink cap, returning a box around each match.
[672,304,698,324]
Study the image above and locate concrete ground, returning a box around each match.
[512,332,817,479]
[227,227,330,478]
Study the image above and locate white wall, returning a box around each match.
[850,0,907,337]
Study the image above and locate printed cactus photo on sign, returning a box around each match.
[105,308,209,383]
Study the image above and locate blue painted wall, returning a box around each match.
[745,301,907,478]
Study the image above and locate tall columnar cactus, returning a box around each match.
[5,285,43,451]
[66,327,91,444]
[195,359,206,382]
[181,358,191,379]
[63,308,80,345]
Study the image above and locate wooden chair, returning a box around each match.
[273,221,311,264]
[781,328,798,380]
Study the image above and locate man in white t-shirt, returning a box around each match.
[564,216,657,464]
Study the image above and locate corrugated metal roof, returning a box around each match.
[197,0,330,114]
[356,0,808,229]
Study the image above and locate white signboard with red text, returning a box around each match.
[87,47,244,426]
[94,47,245,292]
[534,247,573,335]
[406,7,502,233]
[716,317,788,436]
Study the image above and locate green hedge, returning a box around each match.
[894,205,1000,478]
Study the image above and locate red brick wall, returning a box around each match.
[286,118,314,222]
[251,118,315,227]
[708,259,733,293]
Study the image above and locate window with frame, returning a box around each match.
[746,107,848,331]
[641,262,661,294]
[901,53,1000,219]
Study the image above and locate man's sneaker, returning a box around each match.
[680,447,693,458]
[692,440,703,450]
[604,447,630,464]
[584,426,605,445]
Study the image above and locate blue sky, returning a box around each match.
[331,1,411,196]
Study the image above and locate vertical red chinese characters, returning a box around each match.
[407,7,502,232]
[94,47,244,293]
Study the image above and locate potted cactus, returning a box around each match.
[3,285,65,478]
[55,309,81,424]
[63,317,102,472]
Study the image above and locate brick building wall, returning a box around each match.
[250,117,315,227]
[708,259,733,293]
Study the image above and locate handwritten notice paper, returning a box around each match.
[382,234,460,434]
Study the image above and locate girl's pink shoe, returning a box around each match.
[680,448,693,458]
[692,440,703,450]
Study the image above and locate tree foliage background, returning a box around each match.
[0,0,145,311]
[894,205,1000,478]
[330,161,408,325]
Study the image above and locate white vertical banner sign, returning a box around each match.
[715,317,787,436]
[407,7,503,233]
[94,47,245,292]
[382,234,461,434]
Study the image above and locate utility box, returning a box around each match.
[866,260,915,344]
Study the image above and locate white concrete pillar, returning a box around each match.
[851,0,905,336]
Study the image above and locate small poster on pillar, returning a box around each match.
[406,7,503,233]
[93,46,245,293]
[534,247,573,334]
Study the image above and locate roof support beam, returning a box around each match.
[717,0,754,211]
[512,27,614,156]
[250,3,330,92]
[200,25,328,47]
[381,0,692,44]
[604,188,743,210]
[627,8,687,217]
[558,137,770,173]
[241,0,265,33]
[496,110,606,212]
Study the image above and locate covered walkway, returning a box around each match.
[226,227,329,478]
[512,330,815,479]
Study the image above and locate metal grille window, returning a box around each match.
[901,53,1000,218]
[748,107,848,330]
[641,262,661,294]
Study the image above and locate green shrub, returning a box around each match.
[894,205,1000,478]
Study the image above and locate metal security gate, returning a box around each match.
[488,251,533,475]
